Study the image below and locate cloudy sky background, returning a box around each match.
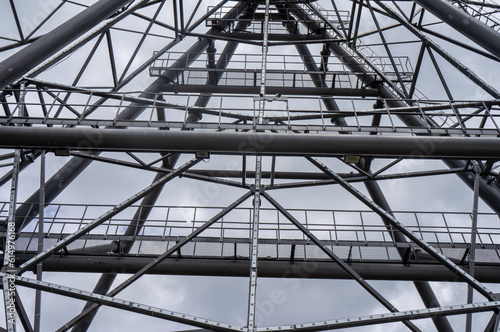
[1,0,500,331]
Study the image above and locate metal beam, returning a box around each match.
[2,147,19,332]
[466,171,481,332]
[414,0,500,59]
[0,0,134,89]
[374,0,500,99]
[160,84,379,97]
[166,167,465,181]
[215,32,326,41]
[34,151,45,332]
[2,126,500,158]
[255,301,500,332]
[58,191,253,331]
[17,158,201,274]
[11,256,500,282]
[262,191,421,332]
[360,158,453,332]
[306,156,495,300]
[287,2,500,216]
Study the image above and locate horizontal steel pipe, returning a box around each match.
[160,84,379,96]
[1,126,500,158]
[13,255,500,283]
[213,32,325,40]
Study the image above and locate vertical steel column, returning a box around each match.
[70,7,257,330]
[34,151,45,332]
[2,82,27,332]
[247,160,262,332]
[3,149,19,332]
[466,171,481,332]
[247,2,270,330]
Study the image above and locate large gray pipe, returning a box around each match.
[0,0,133,89]
[1,126,500,158]
[14,255,500,283]
[415,0,500,59]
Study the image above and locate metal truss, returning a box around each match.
[1,0,500,331]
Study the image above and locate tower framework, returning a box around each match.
[0,0,500,331]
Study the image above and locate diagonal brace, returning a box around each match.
[57,190,253,331]
[17,157,202,274]
[13,290,33,332]
[306,156,495,300]
[256,300,500,332]
[262,191,422,332]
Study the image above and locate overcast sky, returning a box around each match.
[1,0,500,331]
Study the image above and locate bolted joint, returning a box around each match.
[1,266,18,275]
[252,197,262,208]
[249,184,265,193]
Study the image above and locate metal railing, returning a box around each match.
[6,202,500,262]
[1,86,499,136]
[206,4,350,32]
[149,51,414,84]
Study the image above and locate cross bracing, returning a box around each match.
[1,0,500,331]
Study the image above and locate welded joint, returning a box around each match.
[249,185,266,194]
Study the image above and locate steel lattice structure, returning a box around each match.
[0,0,500,331]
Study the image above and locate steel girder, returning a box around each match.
[70,7,258,330]
[10,255,500,283]
[0,126,499,158]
